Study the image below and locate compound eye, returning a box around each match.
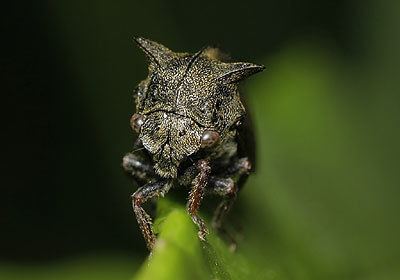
[201,130,220,148]
[130,114,145,133]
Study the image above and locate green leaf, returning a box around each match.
[133,198,262,280]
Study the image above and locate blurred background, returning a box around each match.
[2,0,399,279]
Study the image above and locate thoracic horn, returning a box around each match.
[217,62,265,84]
[134,37,174,67]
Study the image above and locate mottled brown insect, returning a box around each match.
[122,37,264,251]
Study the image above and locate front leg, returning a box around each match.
[132,180,172,251]
[187,159,211,241]
[122,152,155,183]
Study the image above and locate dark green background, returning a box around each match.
[2,0,399,279]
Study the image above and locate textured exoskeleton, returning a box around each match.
[122,37,264,251]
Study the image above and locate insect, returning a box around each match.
[122,37,264,251]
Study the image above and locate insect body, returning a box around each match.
[123,38,264,250]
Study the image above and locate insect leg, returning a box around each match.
[122,152,155,182]
[187,159,211,241]
[226,157,252,178]
[210,157,252,231]
[208,177,238,230]
[132,180,172,251]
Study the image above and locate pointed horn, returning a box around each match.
[218,62,265,84]
[134,37,174,66]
